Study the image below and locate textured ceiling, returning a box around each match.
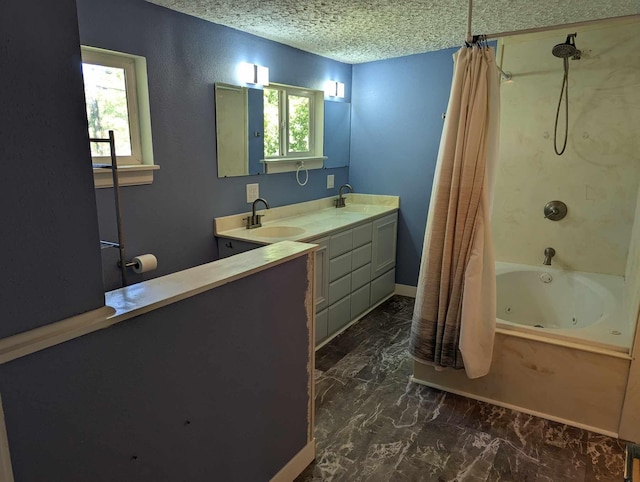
[147,0,640,63]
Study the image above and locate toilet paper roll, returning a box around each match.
[132,254,158,274]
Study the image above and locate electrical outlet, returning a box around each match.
[327,174,335,189]
[246,183,259,203]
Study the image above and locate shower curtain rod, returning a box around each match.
[478,14,640,41]
[465,0,639,42]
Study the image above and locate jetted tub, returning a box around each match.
[495,261,632,352]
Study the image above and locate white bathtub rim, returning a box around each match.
[495,261,631,352]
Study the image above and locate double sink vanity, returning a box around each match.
[214,193,400,346]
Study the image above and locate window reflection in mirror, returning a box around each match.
[215,82,350,178]
[264,85,315,159]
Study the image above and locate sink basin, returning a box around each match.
[255,226,306,237]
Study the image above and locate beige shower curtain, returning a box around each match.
[410,45,500,379]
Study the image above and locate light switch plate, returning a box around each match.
[246,183,259,203]
[327,174,335,189]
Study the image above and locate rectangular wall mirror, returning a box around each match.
[214,82,351,178]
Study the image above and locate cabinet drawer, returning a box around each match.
[329,251,352,282]
[329,273,351,305]
[353,222,372,248]
[330,229,353,258]
[371,268,395,306]
[328,295,351,335]
[316,309,328,345]
[351,263,371,292]
[352,243,372,270]
[351,283,370,320]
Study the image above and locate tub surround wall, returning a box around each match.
[76,0,352,290]
[493,20,640,276]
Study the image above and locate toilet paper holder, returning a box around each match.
[92,131,157,287]
[118,254,158,274]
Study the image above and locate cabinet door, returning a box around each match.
[313,237,330,312]
[371,268,395,306]
[328,295,351,335]
[316,309,328,345]
[371,213,398,279]
[351,283,371,320]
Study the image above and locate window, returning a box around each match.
[263,84,324,170]
[81,46,157,187]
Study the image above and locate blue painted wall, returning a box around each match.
[76,0,352,290]
[0,256,310,481]
[349,49,458,286]
[0,0,105,338]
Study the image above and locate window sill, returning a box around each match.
[93,164,159,188]
[260,156,326,174]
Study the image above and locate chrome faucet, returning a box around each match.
[245,197,269,229]
[335,184,353,208]
[543,247,556,266]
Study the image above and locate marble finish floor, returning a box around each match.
[297,295,626,482]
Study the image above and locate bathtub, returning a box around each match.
[495,261,632,352]
[411,261,635,437]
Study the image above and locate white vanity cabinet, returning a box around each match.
[314,212,398,345]
[214,195,400,347]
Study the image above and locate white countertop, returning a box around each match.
[214,194,400,244]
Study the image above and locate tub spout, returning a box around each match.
[543,247,556,265]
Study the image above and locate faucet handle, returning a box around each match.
[244,214,264,229]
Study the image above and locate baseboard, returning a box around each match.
[395,284,417,298]
[270,439,315,482]
[409,376,619,439]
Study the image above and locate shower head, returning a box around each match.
[552,33,578,58]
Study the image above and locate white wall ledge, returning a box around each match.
[93,164,159,188]
[0,241,316,365]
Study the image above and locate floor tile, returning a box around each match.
[297,295,626,482]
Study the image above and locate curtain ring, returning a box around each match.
[296,162,308,186]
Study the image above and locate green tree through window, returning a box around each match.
[82,63,132,157]
[263,86,312,158]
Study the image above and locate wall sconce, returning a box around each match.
[324,80,345,98]
[240,62,269,86]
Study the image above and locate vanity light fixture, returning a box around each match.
[240,62,269,86]
[324,80,345,98]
